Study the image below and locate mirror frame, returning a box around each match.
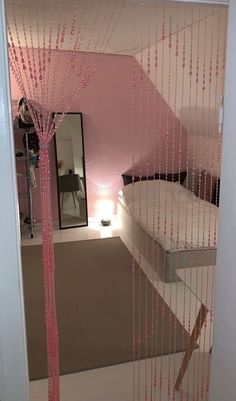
[53,112,88,230]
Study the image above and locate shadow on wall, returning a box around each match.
[125,114,188,177]
[179,106,218,137]
[179,106,222,176]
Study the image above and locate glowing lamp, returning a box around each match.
[97,199,113,226]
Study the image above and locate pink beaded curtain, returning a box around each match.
[129,2,228,401]
[6,1,123,400]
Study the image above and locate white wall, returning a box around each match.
[0,1,29,400]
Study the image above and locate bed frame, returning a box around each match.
[118,199,217,283]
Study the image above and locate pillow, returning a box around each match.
[183,169,220,206]
[182,170,199,196]
[122,174,154,186]
[158,171,187,185]
[122,171,187,186]
[198,170,217,203]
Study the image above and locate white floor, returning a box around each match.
[21,216,122,246]
[30,352,211,401]
[22,220,212,401]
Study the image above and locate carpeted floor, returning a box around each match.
[21,237,191,381]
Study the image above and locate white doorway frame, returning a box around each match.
[0,1,30,401]
[0,0,235,401]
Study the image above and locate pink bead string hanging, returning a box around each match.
[136,2,145,400]
[143,5,150,401]
[185,7,194,399]
[172,7,180,401]
[8,1,228,400]
[153,7,160,400]
[196,15,208,401]
[166,9,174,400]
[159,8,166,401]
[131,3,136,401]
[144,4,152,401]
[207,8,227,395]
[7,1,123,400]
[180,10,188,401]
[201,10,215,398]
[192,10,202,400]
[130,3,228,401]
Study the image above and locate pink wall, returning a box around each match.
[10,51,187,219]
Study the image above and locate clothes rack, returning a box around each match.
[16,132,34,239]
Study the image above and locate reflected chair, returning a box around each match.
[58,174,81,210]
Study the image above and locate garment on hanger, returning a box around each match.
[29,165,37,188]
[13,97,40,154]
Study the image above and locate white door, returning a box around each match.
[0,1,30,401]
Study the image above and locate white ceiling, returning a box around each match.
[6,0,227,56]
[106,1,226,54]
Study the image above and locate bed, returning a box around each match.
[118,178,218,282]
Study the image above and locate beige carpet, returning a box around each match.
[21,237,192,381]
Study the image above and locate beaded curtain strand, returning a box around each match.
[200,11,215,398]
[159,8,166,401]
[144,3,151,400]
[150,5,161,398]
[153,6,161,399]
[131,3,227,401]
[7,1,123,400]
[131,2,137,400]
[195,15,208,401]
[186,7,194,398]
[207,9,227,395]
[172,7,180,401]
[166,10,174,400]
[180,10,188,401]
[138,2,145,399]
[191,8,201,400]
[8,2,228,401]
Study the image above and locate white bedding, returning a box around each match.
[119,180,218,253]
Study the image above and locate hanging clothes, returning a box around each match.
[14,97,40,154]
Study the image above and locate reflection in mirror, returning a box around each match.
[54,113,88,229]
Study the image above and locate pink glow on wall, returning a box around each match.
[11,51,187,218]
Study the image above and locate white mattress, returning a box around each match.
[119,180,218,253]
[118,180,218,282]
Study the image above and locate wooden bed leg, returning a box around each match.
[175,303,208,391]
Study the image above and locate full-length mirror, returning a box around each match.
[54,113,88,229]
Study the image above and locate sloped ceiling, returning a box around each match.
[6,0,227,55]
